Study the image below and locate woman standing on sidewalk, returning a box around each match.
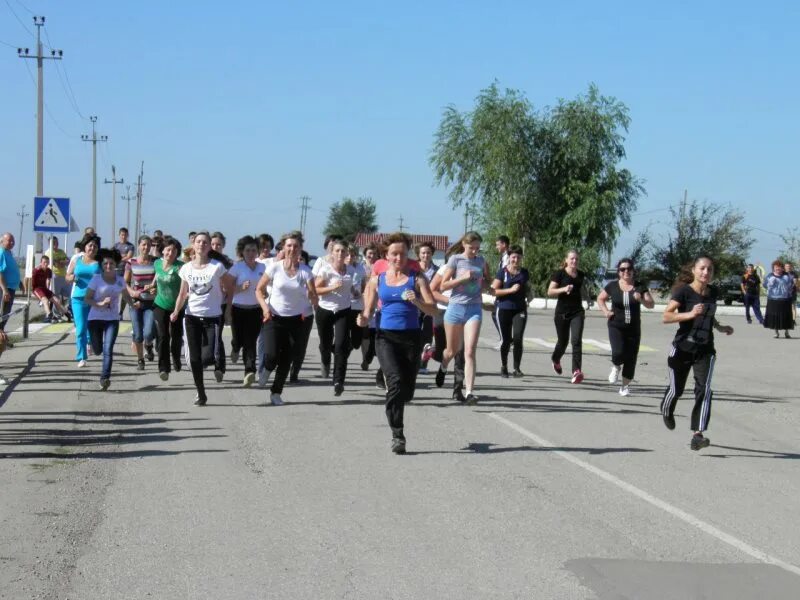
[597,258,654,396]
[85,249,132,390]
[255,231,317,405]
[740,264,763,325]
[314,240,356,396]
[66,235,101,368]
[170,232,235,406]
[228,235,266,387]
[763,260,795,338]
[547,249,590,384]
[153,236,184,381]
[660,255,733,450]
[491,245,530,378]
[125,235,157,370]
[358,232,437,454]
[436,231,492,405]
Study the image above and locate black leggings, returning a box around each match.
[154,305,183,374]
[289,313,314,379]
[232,305,262,375]
[660,345,715,432]
[376,329,420,439]
[552,310,585,373]
[361,328,377,366]
[608,323,640,381]
[349,309,365,351]
[497,307,527,370]
[264,314,306,394]
[184,314,224,402]
[316,307,351,385]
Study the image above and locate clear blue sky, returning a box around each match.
[2,0,798,262]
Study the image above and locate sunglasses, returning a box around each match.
[619,267,633,272]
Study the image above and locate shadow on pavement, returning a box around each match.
[406,442,653,456]
[702,444,800,460]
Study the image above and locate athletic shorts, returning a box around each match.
[34,287,53,300]
[444,302,482,325]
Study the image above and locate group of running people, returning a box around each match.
[2,226,779,455]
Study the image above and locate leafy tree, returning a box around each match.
[648,198,753,292]
[780,227,800,264]
[430,82,644,294]
[323,197,379,243]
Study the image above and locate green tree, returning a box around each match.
[430,82,644,294]
[649,198,753,292]
[323,197,379,243]
[780,227,800,264]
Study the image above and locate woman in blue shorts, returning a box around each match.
[435,232,492,404]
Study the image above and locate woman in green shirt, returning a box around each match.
[153,236,184,380]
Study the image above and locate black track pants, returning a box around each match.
[660,344,716,432]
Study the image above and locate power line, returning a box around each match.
[43,25,86,120]
[3,0,33,36]
[0,37,18,48]
[21,59,77,138]
[13,0,35,15]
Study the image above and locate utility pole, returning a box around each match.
[124,184,132,230]
[17,15,62,253]
[103,165,123,242]
[81,116,107,230]
[135,162,144,239]
[299,196,310,235]
[398,215,406,232]
[16,205,30,257]
[463,202,469,234]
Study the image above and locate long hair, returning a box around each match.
[672,254,714,292]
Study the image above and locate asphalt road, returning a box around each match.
[1,309,798,599]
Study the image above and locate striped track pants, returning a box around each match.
[660,344,716,432]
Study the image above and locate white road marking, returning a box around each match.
[487,412,800,577]
[525,337,556,349]
[583,337,612,352]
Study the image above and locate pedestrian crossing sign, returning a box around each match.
[33,197,70,233]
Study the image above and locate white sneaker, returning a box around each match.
[243,372,255,387]
[493,341,502,351]
[0,374,7,385]
[618,385,630,397]
[608,365,620,383]
[257,369,267,387]
[270,393,284,406]
[77,360,87,368]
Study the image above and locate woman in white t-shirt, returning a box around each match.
[314,239,356,396]
[228,235,266,387]
[255,231,317,405]
[170,231,235,406]
[347,246,368,353]
[84,248,132,390]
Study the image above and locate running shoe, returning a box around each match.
[391,437,406,454]
[690,433,710,450]
[512,369,524,378]
[243,372,255,387]
[552,361,562,375]
[435,366,446,388]
[270,393,284,406]
[0,374,7,385]
[571,370,584,384]
[77,360,87,368]
[465,393,479,406]
[100,378,110,391]
[662,413,676,430]
[360,360,369,371]
[214,369,224,383]
[785,331,792,339]
[230,348,240,363]
[418,367,429,375]
[452,389,466,403]
[421,343,434,363]
[618,385,630,397]
[321,364,330,379]
[334,382,344,397]
[289,372,299,384]
[43,315,52,323]
[173,360,182,372]
[137,359,145,371]
[145,345,155,362]
[258,369,267,387]
[493,341,502,351]
[500,366,509,378]
[159,371,169,381]
[608,365,620,383]
[375,370,386,389]
[193,394,207,406]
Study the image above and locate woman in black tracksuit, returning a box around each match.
[597,258,655,396]
[491,245,529,378]
[547,249,590,384]
[660,255,734,451]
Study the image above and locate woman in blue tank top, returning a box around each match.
[358,232,437,454]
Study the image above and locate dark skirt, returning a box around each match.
[764,298,794,330]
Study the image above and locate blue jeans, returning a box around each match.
[744,293,764,323]
[130,301,156,344]
[89,319,119,379]
[71,297,91,361]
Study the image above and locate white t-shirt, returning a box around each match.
[228,260,266,307]
[267,261,314,317]
[315,261,355,313]
[179,261,226,317]
[350,263,367,311]
[311,255,330,276]
[435,263,452,311]
[87,274,125,321]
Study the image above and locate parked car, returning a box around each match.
[716,276,744,305]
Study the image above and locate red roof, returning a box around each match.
[353,232,449,252]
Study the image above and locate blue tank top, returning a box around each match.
[71,258,101,299]
[378,272,419,330]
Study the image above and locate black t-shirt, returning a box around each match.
[551,269,586,315]
[741,273,760,296]
[603,280,644,328]
[672,284,718,351]
[495,267,529,311]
